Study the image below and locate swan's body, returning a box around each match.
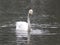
[16,21,28,31]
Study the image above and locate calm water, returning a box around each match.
[0,0,60,45]
[0,16,60,45]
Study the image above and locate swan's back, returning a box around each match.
[16,21,28,31]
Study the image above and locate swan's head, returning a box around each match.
[28,9,33,15]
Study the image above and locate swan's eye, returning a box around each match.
[29,9,33,15]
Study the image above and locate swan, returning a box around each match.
[16,9,33,38]
[16,9,33,37]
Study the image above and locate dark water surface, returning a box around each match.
[0,0,60,45]
[0,20,60,45]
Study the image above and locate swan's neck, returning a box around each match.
[27,14,31,30]
[27,14,30,26]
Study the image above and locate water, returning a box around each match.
[0,0,60,45]
[0,17,60,45]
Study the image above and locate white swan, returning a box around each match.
[16,9,33,37]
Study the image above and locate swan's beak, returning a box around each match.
[28,9,33,15]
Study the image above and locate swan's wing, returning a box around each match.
[16,21,28,31]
